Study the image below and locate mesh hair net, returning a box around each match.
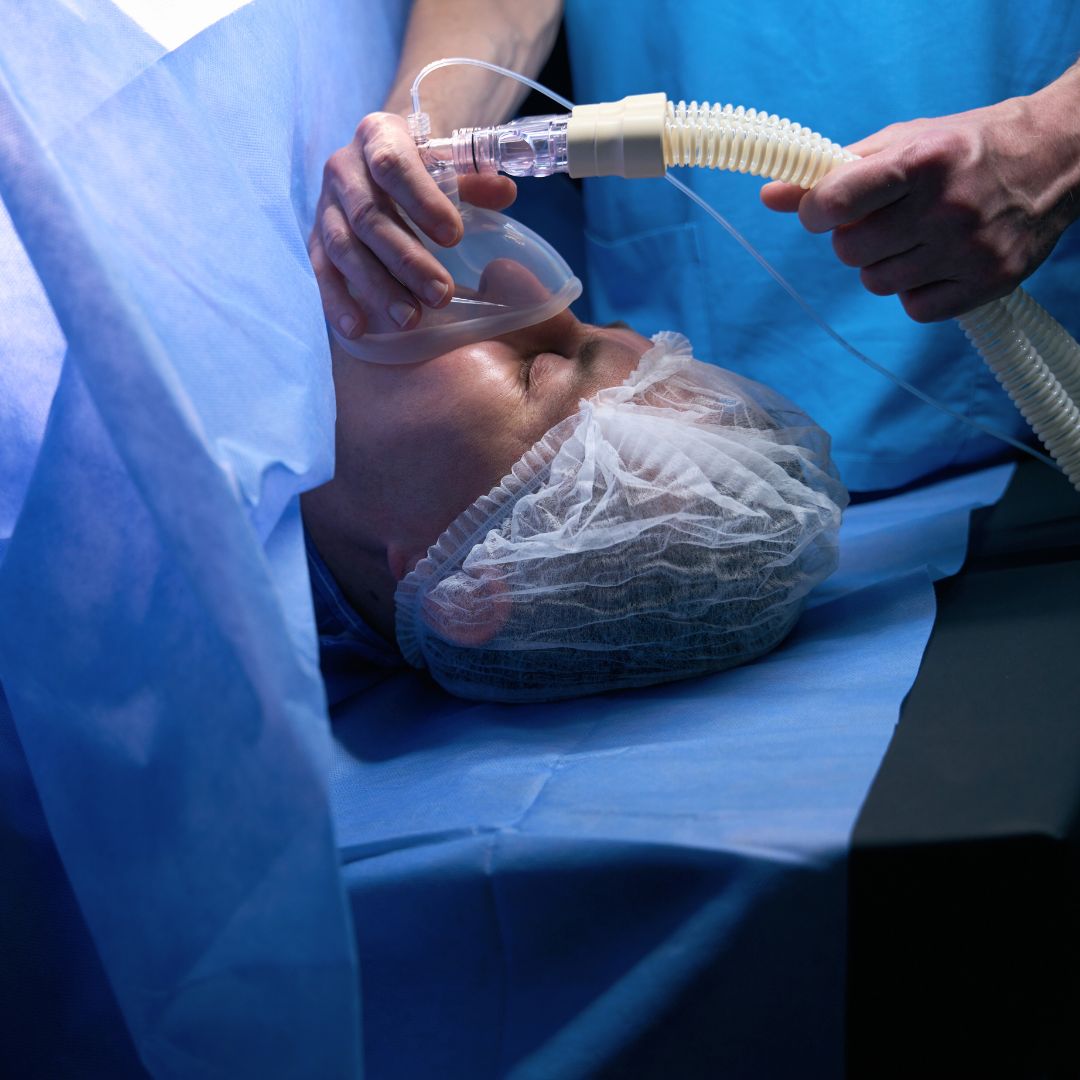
[396,332,849,702]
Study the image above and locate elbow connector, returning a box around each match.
[409,95,668,182]
[408,94,668,181]
[416,114,571,179]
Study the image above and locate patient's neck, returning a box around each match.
[300,489,398,644]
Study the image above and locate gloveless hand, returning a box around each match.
[761,66,1080,322]
[310,112,517,338]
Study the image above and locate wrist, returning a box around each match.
[381,79,495,137]
[383,68,532,136]
[1023,63,1080,227]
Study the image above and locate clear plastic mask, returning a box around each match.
[331,201,582,365]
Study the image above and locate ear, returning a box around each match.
[386,541,424,584]
[420,568,512,648]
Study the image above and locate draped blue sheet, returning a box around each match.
[0,3,407,1076]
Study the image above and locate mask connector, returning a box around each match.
[411,112,571,179]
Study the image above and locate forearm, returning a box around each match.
[381,0,562,133]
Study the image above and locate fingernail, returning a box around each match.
[425,279,449,306]
[435,223,458,246]
[389,301,416,328]
[338,314,357,337]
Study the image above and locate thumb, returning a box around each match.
[762,123,898,212]
[760,180,805,212]
[458,174,518,210]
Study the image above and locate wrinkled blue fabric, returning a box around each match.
[328,464,1012,1078]
[0,2,408,1076]
[562,0,1080,491]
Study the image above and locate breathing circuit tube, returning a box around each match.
[409,60,1080,491]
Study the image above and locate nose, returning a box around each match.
[476,258,555,306]
[494,307,582,362]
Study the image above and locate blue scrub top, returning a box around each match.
[562,0,1080,491]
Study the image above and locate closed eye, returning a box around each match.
[519,353,537,388]
[522,331,605,392]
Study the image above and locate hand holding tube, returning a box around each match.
[760,63,1080,323]
[309,112,516,339]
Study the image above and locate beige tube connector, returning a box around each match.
[567,93,669,179]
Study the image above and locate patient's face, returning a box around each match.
[302,283,650,626]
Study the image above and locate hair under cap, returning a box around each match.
[395,332,849,702]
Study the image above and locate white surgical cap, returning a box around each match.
[395,332,849,702]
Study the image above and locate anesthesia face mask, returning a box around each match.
[331,160,581,365]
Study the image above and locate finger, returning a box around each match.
[333,164,454,309]
[898,279,974,324]
[831,198,923,268]
[458,174,518,210]
[358,113,463,246]
[330,145,453,307]
[842,129,895,159]
[320,201,422,332]
[798,152,912,233]
[859,244,947,298]
[309,230,366,338]
[759,180,804,212]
